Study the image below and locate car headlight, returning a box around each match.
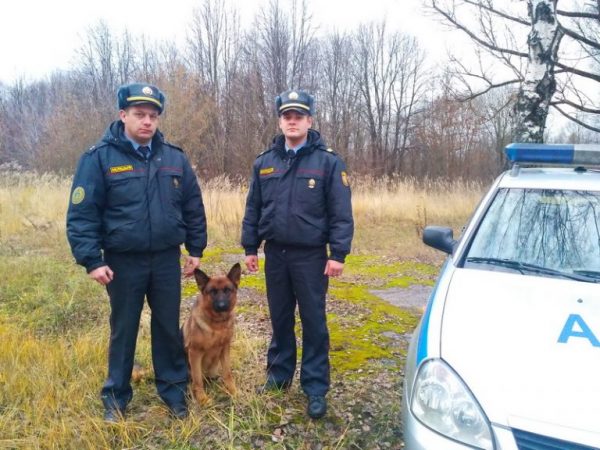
[411,359,493,449]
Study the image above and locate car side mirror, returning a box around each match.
[423,226,457,254]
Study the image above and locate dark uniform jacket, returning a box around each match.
[241,129,353,262]
[67,120,207,273]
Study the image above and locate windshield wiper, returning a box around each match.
[572,269,600,281]
[466,257,598,283]
[465,257,526,274]
[516,262,598,282]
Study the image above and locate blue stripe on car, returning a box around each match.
[416,259,448,365]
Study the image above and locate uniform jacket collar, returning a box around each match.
[270,129,326,160]
[102,120,164,156]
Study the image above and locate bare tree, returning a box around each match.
[317,32,363,161]
[77,21,117,102]
[1,78,49,167]
[353,21,427,175]
[478,85,518,171]
[288,0,316,88]
[187,0,240,98]
[412,76,512,180]
[115,30,136,85]
[255,0,315,94]
[186,0,242,174]
[430,0,600,142]
[138,37,160,82]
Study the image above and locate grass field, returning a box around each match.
[0,172,485,449]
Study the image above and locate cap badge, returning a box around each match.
[308,179,316,189]
[288,91,299,100]
[142,86,153,95]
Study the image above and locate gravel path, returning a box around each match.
[370,285,431,312]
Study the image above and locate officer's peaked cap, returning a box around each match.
[117,83,165,114]
[276,89,314,116]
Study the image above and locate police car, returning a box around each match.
[402,144,600,450]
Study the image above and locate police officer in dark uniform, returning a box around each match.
[66,83,207,422]
[241,89,354,419]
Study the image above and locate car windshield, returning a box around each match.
[465,188,600,282]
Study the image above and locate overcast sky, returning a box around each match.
[0,0,461,84]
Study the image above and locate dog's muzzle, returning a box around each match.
[213,299,230,312]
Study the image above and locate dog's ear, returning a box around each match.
[227,263,242,287]
[194,268,210,290]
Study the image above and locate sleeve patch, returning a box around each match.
[341,171,350,187]
[71,186,86,204]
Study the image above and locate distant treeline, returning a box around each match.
[0,1,528,180]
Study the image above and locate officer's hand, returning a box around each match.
[89,265,114,285]
[183,256,200,277]
[324,260,344,277]
[245,255,259,273]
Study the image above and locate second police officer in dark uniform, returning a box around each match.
[242,89,354,419]
[66,83,207,421]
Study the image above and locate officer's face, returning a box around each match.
[119,104,160,145]
[279,110,312,145]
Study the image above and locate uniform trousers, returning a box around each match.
[101,247,188,411]
[264,241,330,396]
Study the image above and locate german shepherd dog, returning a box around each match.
[183,263,241,405]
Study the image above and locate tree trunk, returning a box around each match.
[513,0,562,142]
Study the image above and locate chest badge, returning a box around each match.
[308,179,316,189]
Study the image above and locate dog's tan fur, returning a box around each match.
[183,263,241,405]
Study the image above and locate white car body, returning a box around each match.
[402,145,600,450]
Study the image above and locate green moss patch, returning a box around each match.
[343,255,437,288]
[327,283,418,373]
[239,273,266,294]
[199,247,225,264]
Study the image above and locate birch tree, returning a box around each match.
[430,0,600,142]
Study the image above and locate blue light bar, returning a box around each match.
[505,143,600,165]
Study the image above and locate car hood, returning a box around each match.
[441,268,600,445]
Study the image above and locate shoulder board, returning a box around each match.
[163,141,184,152]
[84,142,109,154]
[319,147,337,155]
[256,148,273,159]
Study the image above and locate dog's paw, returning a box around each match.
[195,392,212,406]
[225,383,237,396]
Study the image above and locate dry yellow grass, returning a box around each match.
[0,321,271,449]
[0,172,70,238]
[351,175,486,258]
[352,175,484,224]
[0,171,486,257]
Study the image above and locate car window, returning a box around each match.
[465,188,600,279]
